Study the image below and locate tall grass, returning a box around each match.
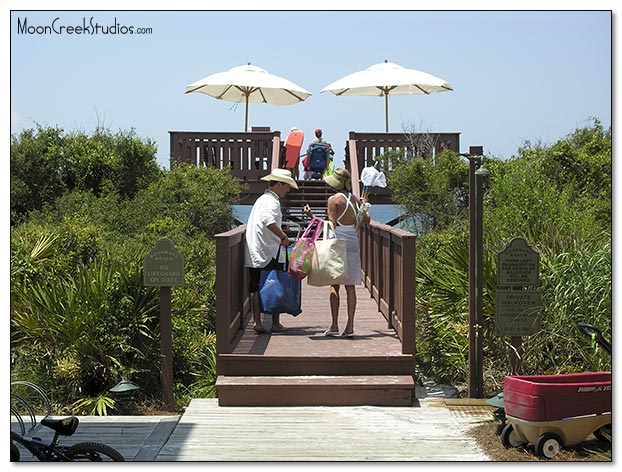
[415,231,611,395]
[521,238,611,374]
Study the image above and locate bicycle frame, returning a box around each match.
[11,429,71,461]
[11,382,124,462]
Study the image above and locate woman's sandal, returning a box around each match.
[323,330,339,337]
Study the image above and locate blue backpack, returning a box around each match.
[308,145,328,172]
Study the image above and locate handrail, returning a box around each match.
[348,131,460,170]
[214,225,251,357]
[359,220,416,354]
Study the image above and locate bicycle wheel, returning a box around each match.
[10,442,21,462]
[65,442,125,461]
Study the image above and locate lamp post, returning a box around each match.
[462,146,489,398]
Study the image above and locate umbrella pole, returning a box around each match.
[384,91,389,133]
[245,96,249,132]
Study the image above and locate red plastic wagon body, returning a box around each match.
[504,372,611,422]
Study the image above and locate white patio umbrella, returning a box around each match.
[185,63,312,131]
[321,60,453,132]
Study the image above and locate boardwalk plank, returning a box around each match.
[155,398,491,461]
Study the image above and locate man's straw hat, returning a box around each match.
[260,168,299,189]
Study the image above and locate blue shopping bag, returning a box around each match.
[258,247,302,316]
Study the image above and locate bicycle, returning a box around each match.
[10,381,125,462]
[10,416,125,461]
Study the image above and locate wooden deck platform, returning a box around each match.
[216,283,415,406]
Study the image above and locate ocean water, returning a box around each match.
[233,204,411,229]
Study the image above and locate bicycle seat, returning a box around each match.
[40,416,79,436]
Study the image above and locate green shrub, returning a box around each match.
[10,125,162,223]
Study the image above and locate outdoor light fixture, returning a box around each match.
[110,380,140,394]
[475,166,490,176]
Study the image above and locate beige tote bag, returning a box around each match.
[307,220,348,287]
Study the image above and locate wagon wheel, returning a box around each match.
[593,424,611,444]
[500,423,524,448]
[535,432,563,459]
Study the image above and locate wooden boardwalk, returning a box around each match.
[233,282,404,358]
[214,220,415,405]
[157,398,492,461]
[12,398,493,462]
[216,282,415,405]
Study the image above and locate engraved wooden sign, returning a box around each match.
[497,237,539,287]
[143,238,185,287]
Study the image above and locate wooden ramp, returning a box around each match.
[216,283,415,406]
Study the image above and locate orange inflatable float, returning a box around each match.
[284,129,304,170]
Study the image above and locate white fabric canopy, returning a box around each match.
[186,63,311,130]
[321,61,452,132]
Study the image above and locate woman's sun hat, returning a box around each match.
[260,168,299,189]
[324,168,351,192]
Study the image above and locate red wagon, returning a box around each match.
[501,371,611,458]
[497,324,612,458]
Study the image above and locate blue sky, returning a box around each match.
[8,7,615,170]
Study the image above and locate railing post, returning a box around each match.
[271,134,281,170]
[348,139,360,199]
[400,231,416,355]
[215,234,233,358]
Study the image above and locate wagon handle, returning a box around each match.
[577,323,612,356]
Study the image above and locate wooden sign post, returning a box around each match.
[144,238,185,411]
[496,237,541,374]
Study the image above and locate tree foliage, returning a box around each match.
[388,149,469,234]
[10,125,162,224]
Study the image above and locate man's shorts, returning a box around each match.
[248,258,284,293]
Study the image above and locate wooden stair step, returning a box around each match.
[216,375,414,407]
[286,193,332,200]
[217,354,413,376]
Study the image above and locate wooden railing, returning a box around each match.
[347,131,460,171]
[169,131,281,181]
[169,130,459,207]
[214,220,417,356]
[345,131,460,202]
[359,220,416,355]
[214,225,251,356]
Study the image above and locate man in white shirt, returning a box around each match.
[244,168,298,333]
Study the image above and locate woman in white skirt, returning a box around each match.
[303,168,370,337]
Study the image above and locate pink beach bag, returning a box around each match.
[287,216,323,281]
